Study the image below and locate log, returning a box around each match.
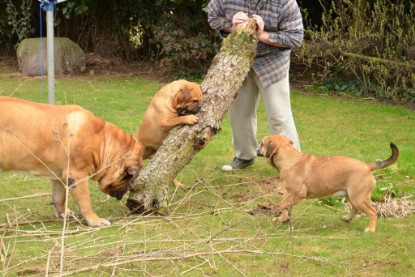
[127,20,258,214]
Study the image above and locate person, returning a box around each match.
[207,0,304,171]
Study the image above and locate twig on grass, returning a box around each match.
[8,78,29,97]
[19,248,328,276]
[169,180,205,215]
[0,193,51,203]
[180,259,209,275]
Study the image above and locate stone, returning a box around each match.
[16,37,86,76]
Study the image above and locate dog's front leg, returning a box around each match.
[51,178,78,220]
[343,205,358,223]
[69,179,111,227]
[162,115,198,128]
[276,192,303,223]
[50,179,67,218]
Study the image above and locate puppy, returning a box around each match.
[0,97,143,227]
[135,80,202,187]
[257,134,399,232]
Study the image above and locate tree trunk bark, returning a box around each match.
[127,20,258,214]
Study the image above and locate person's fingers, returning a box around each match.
[232,12,249,24]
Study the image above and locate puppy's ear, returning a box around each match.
[172,85,191,108]
[280,135,293,145]
[265,140,278,158]
[194,84,203,97]
[172,90,182,108]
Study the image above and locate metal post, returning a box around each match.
[42,0,66,104]
[46,5,55,104]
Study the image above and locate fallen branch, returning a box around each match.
[127,20,258,213]
[341,51,415,69]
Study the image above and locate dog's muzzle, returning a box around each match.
[177,104,201,116]
[177,108,187,116]
[110,189,127,201]
[109,184,131,200]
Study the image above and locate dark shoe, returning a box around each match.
[221,157,254,171]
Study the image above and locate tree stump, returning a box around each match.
[127,20,258,214]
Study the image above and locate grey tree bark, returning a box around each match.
[127,20,258,214]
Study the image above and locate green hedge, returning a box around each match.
[295,0,415,103]
[2,0,414,103]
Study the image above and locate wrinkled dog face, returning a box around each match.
[102,165,139,200]
[99,143,143,200]
[173,84,203,116]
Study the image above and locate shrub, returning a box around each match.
[5,0,34,42]
[151,13,219,74]
[296,0,415,103]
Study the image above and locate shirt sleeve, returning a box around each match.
[207,0,233,31]
[268,0,304,49]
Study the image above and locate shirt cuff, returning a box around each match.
[219,20,233,39]
[268,32,281,44]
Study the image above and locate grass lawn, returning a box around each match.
[0,63,414,276]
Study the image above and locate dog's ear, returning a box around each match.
[279,135,293,145]
[172,89,182,108]
[265,140,278,159]
[172,85,191,108]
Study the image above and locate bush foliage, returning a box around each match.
[297,0,415,102]
[1,0,414,102]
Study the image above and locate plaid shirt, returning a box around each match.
[208,0,304,88]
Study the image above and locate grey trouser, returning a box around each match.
[229,70,300,160]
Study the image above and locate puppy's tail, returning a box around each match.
[368,143,399,171]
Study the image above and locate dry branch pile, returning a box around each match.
[363,198,415,218]
[342,196,415,218]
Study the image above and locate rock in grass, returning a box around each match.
[16,37,86,76]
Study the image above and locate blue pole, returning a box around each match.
[39,1,44,102]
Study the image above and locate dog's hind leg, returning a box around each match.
[361,203,377,232]
[347,199,377,232]
[346,178,377,232]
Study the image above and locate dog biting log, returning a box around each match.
[127,19,258,214]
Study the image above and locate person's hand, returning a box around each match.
[252,14,265,33]
[252,14,268,42]
[232,12,249,25]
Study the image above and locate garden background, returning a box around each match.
[0,0,414,275]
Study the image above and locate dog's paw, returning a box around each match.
[364,227,376,233]
[55,209,76,219]
[86,217,111,227]
[342,215,351,222]
[274,210,282,217]
[172,178,185,189]
[185,115,198,125]
[275,215,290,223]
